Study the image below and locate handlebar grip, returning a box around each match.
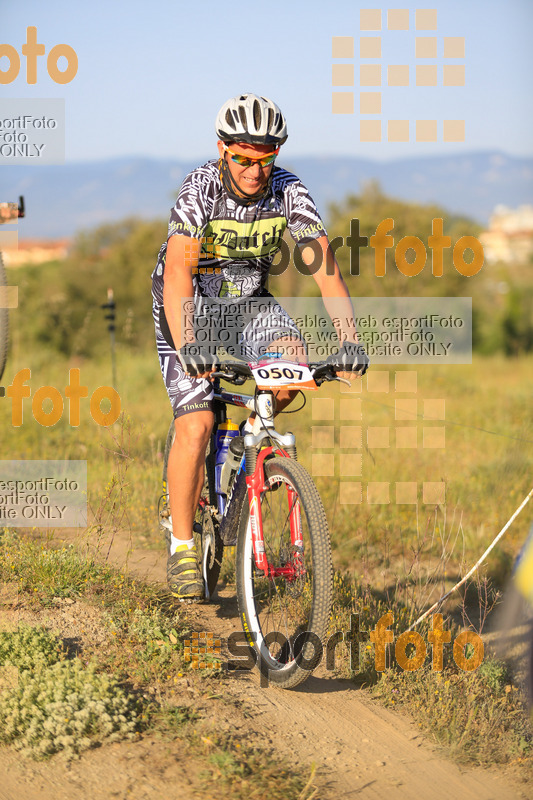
[212,361,340,386]
[309,363,337,384]
[210,362,252,385]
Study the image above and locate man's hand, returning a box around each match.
[177,343,217,379]
[327,342,369,378]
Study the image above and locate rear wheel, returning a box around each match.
[236,456,332,689]
[0,252,9,382]
[159,419,223,599]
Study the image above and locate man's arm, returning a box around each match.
[162,234,201,350]
[300,235,359,344]
[162,235,216,379]
[298,235,368,379]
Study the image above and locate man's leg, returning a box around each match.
[167,409,214,543]
[153,298,215,599]
[166,409,214,600]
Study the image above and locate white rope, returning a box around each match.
[408,487,533,630]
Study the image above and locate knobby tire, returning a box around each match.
[0,252,8,382]
[236,456,332,689]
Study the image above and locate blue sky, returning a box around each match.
[1,0,532,163]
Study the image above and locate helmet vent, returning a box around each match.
[215,93,288,145]
[253,99,261,129]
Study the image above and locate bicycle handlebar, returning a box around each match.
[210,361,340,387]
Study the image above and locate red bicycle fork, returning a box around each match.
[245,447,304,579]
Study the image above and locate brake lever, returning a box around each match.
[333,375,352,386]
[210,369,231,380]
[210,369,247,386]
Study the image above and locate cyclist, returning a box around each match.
[152,93,368,600]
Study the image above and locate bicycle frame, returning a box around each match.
[244,444,304,579]
[211,377,304,580]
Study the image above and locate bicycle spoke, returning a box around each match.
[251,474,314,663]
[237,455,332,687]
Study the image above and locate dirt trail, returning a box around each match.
[2,530,530,800]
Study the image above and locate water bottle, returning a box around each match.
[215,420,239,500]
[220,435,245,496]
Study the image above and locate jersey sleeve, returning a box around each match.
[167,165,214,241]
[284,178,328,245]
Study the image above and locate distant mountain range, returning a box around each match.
[2,151,532,239]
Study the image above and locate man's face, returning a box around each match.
[217,140,278,196]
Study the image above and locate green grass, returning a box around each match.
[373,664,532,768]
[0,528,187,687]
[2,349,531,567]
[0,533,318,797]
[0,622,141,759]
[0,624,65,671]
[3,529,530,775]
[326,567,533,772]
[1,341,532,774]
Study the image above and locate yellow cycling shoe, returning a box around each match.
[167,544,204,601]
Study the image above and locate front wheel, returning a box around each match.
[236,457,332,689]
[159,419,223,600]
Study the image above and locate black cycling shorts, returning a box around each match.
[153,290,306,419]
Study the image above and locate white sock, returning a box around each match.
[170,535,195,556]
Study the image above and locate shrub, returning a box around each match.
[0,625,64,671]
[0,624,141,759]
[0,658,140,759]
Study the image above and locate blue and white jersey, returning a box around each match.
[151,159,327,301]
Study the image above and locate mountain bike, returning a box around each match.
[159,357,340,689]
[0,251,8,382]
[512,523,533,712]
[0,197,24,382]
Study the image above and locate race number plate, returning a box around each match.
[250,360,317,390]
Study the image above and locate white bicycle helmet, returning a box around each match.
[215,94,288,146]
